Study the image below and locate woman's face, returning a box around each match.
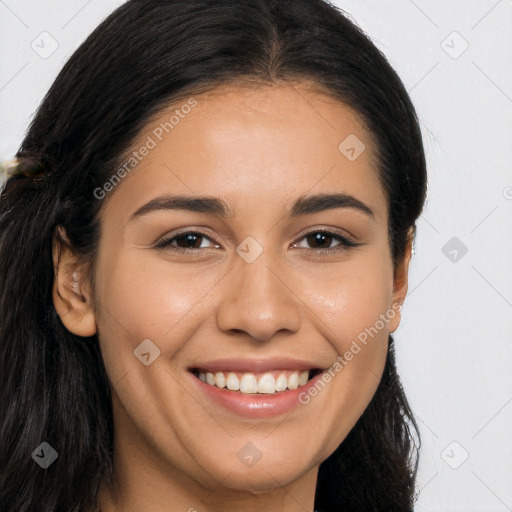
[65,83,411,498]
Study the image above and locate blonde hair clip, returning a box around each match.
[0,157,46,179]
[0,158,21,178]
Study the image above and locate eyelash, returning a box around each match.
[155,229,361,255]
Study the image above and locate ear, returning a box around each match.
[52,226,97,337]
[387,227,415,334]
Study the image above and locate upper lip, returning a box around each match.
[189,357,325,373]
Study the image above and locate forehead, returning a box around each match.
[103,82,387,223]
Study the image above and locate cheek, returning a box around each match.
[93,247,223,381]
[294,253,393,423]
[299,253,394,351]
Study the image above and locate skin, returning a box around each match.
[52,82,412,512]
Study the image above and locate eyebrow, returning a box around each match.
[129,192,375,221]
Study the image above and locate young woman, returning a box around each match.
[0,1,426,510]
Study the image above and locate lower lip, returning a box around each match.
[187,371,325,419]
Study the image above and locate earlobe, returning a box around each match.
[388,227,415,334]
[52,227,97,337]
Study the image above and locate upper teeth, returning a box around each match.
[198,370,310,394]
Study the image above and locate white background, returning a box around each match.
[1,1,511,510]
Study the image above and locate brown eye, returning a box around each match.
[155,231,220,251]
[293,230,360,253]
[173,233,205,249]
[306,232,335,249]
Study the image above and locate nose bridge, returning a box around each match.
[216,243,301,341]
[237,250,282,306]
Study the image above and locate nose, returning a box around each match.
[216,251,301,342]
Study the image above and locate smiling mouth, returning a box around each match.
[189,368,324,394]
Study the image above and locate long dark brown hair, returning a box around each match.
[0,1,426,510]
